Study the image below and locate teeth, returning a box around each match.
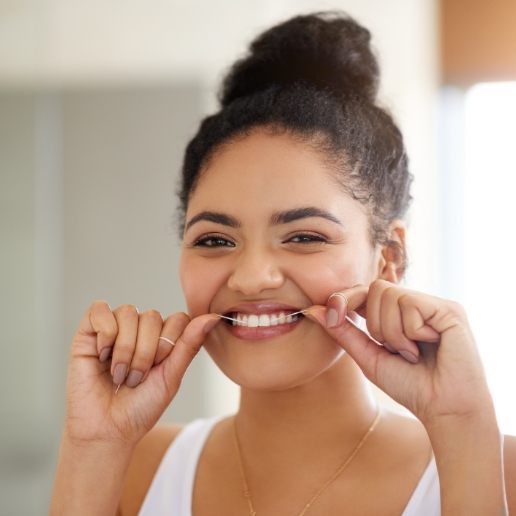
[258,314,270,327]
[229,311,301,327]
[248,315,259,328]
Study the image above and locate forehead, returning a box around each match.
[187,130,363,221]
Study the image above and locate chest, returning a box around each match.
[191,447,428,516]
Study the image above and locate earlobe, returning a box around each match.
[382,261,399,283]
[376,253,397,283]
[377,221,407,284]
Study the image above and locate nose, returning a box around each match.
[227,246,284,296]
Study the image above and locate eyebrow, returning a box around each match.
[185,211,240,231]
[270,207,343,226]
[184,206,343,232]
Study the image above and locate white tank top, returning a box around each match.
[139,415,441,515]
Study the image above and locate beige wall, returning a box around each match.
[441,0,516,84]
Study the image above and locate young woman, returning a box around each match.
[50,11,515,515]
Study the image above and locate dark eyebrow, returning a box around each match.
[184,211,241,232]
[184,206,343,232]
[270,207,343,226]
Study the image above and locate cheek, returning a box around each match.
[179,254,227,316]
[292,252,373,304]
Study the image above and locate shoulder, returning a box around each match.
[504,434,516,514]
[118,422,185,516]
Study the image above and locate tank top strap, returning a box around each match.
[401,454,441,515]
[138,414,226,516]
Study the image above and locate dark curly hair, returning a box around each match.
[177,10,413,275]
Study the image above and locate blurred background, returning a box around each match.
[1,0,515,513]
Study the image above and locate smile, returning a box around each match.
[223,311,304,327]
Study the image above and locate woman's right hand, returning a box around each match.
[63,301,220,448]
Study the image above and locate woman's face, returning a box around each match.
[179,129,383,390]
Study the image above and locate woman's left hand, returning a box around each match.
[304,279,496,429]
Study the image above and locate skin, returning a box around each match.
[50,127,513,515]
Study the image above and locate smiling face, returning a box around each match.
[179,128,384,390]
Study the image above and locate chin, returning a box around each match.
[203,336,345,392]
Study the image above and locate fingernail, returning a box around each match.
[113,363,128,385]
[399,350,419,364]
[326,308,339,328]
[326,293,349,328]
[203,318,219,333]
[125,369,143,388]
[99,346,112,363]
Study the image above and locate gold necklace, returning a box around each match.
[232,406,382,516]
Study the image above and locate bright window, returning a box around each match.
[461,82,516,434]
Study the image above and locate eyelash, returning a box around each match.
[192,233,327,248]
[193,234,236,248]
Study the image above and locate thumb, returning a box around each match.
[160,313,220,391]
[304,305,389,381]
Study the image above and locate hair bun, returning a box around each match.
[218,10,379,107]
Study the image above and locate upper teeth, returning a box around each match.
[231,311,301,327]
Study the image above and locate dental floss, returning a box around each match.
[115,383,121,395]
[217,310,357,325]
[217,309,307,323]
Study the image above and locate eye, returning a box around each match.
[286,233,327,244]
[192,234,236,248]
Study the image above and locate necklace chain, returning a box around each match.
[232,407,381,516]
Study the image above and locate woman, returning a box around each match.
[50,11,514,515]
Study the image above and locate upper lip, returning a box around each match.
[222,302,303,315]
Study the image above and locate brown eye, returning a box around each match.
[193,235,236,247]
[287,234,327,244]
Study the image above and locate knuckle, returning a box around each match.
[91,299,111,311]
[116,304,139,317]
[164,312,191,333]
[398,293,415,308]
[382,285,399,303]
[172,311,191,325]
[141,309,163,322]
[447,300,465,316]
[176,311,190,321]
[371,278,388,290]
[101,326,118,340]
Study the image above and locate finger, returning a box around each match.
[380,287,420,359]
[305,305,396,381]
[365,279,393,344]
[161,314,220,394]
[75,300,118,359]
[153,312,191,366]
[110,304,139,385]
[125,309,163,388]
[325,285,368,328]
[398,294,445,341]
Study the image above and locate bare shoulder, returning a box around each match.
[118,423,185,516]
[504,434,516,514]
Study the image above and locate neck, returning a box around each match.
[234,354,379,464]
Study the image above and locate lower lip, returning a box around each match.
[222,317,304,341]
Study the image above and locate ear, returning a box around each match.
[377,220,407,284]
